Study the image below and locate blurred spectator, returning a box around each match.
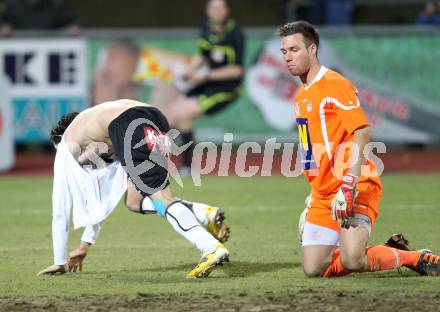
[0,0,80,36]
[416,1,440,25]
[177,0,245,172]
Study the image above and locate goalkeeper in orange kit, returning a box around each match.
[279,20,439,277]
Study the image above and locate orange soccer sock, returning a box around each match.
[322,249,351,278]
[322,246,421,277]
[366,245,420,272]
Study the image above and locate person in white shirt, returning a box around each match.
[37,99,230,278]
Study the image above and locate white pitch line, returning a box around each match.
[0,247,52,251]
[392,204,440,210]
[0,209,47,215]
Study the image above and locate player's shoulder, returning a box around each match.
[319,69,360,105]
[321,69,355,90]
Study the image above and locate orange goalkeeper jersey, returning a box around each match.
[294,66,381,198]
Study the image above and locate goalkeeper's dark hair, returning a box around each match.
[50,112,79,145]
[277,20,319,50]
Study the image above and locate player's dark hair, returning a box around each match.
[50,112,79,145]
[277,20,319,49]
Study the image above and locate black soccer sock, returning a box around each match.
[180,131,194,168]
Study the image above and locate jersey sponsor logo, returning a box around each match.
[296,118,317,170]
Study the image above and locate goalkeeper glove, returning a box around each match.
[331,173,358,224]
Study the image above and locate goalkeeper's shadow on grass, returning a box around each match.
[143,261,301,278]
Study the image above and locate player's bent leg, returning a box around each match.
[125,180,145,213]
[165,200,229,278]
[301,222,339,277]
[129,180,231,243]
[181,200,230,243]
[149,187,229,278]
[338,213,408,273]
[125,180,162,215]
[302,245,336,277]
[339,214,434,275]
[165,201,219,253]
[339,224,370,272]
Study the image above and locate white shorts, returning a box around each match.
[301,214,372,247]
[301,222,340,247]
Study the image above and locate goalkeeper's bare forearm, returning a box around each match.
[348,125,372,177]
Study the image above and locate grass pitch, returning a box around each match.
[0,174,439,311]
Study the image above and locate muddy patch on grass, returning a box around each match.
[1,291,439,312]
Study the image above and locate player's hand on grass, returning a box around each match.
[68,241,90,272]
[331,174,358,225]
[36,264,68,276]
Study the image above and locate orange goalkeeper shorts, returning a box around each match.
[306,181,382,232]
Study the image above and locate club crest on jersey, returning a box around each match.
[300,98,313,113]
[296,118,317,170]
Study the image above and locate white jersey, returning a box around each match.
[52,140,127,265]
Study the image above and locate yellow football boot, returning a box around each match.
[187,244,229,278]
[206,207,230,243]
